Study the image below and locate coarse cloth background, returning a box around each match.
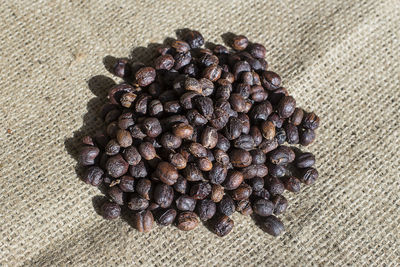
[1,0,399,266]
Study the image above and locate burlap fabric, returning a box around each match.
[1,0,399,265]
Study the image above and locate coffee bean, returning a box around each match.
[213,149,230,165]
[171,175,187,195]
[102,202,121,220]
[223,170,244,190]
[172,122,193,139]
[241,164,268,179]
[277,96,296,118]
[106,122,119,138]
[213,215,234,237]
[106,154,129,178]
[168,153,187,170]
[218,195,235,216]
[174,52,192,70]
[202,64,222,82]
[183,163,204,182]
[188,142,207,158]
[176,195,197,211]
[133,210,154,232]
[231,183,252,201]
[271,194,288,215]
[196,199,216,221]
[299,167,318,185]
[250,85,268,102]
[183,30,204,48]
[142,117,162,138]
[177,211,199,231]
[108,186,125,205]
[135,67,156,87]
[230,149,252,168]
[269,146,295,165]
[232,35,249,51]
[247,176,264,192]
[163,100,181,114]
[118,175,135,192]
[154,54,174,70]
[248,43,266,59]
[190,182,211,200]
[250,126,263,146]
[261,215,284,236]
[233,83,249,99]
[299,128,316,146]
[156,208,177,226]
[284,123,299,144]
[130,125,146,140]
[261,121,276,140]
[184,77,202,93]
[236,199,253,215]
[283,176,301,192]
[237,113,250,134]
[186,109,208,126]
[265,176,285,195]
[261,71,281,90]
[252,188,270,199]
[201,126,218,149]
[233,134,255,151]
[135,178,152,199]
[160,132,182,150]
[267,163,286,178]
[233,61,251,80]
[134,94,151,115]
[128,194,149,211]
[204,185,223,205]
[199,54,219,67]
[84,166,104,186]
[116,129,132,148]
[268,112,284,128]
[82,135,94,146]
[302,112,320,130]
[250,101,273,121]
[129,160,147,178]
[259,138,278,154]
[290,108,304,126]
[229,93,246,113]
[180,91,199,110]
[275,128,287,145]
[113,58,131,78]
[154,162,178,185]
[194,96,214,119]
[253,198,274,217]
[208,162,228,185]
[250,149,266,165]
[213,44,229,54]
[153,183,174,208]
[79,146,100,166]
[215,133,230,151]
[197,157,213,171]
[224,117,242,140]
[172,40,190,53]
[148,99,164,117]
[138,142,157,160]
[122,146,141,166]
[295,152,315,168]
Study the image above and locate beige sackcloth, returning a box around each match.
[0,0,399,266]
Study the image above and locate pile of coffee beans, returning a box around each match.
[79,30,320,237]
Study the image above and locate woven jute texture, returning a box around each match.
[1,0,399,266]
